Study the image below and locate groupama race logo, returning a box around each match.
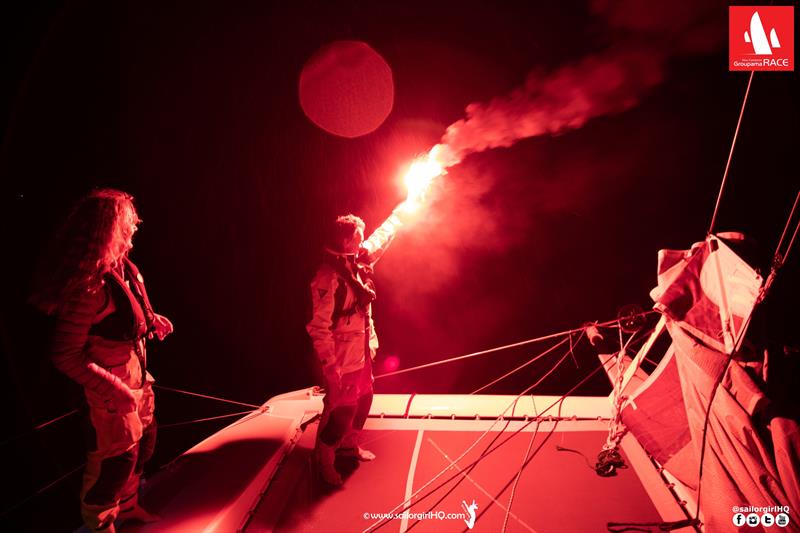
[730,6,794,71]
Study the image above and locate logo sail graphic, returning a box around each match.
[730,6,794,71]
[744,12,780,55]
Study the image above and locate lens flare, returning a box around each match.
[383,355,400,372]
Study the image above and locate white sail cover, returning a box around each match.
[622,236,800,532]
[650,236,762,353]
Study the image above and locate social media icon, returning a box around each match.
[776,512,790,527]
[748,513,760,526]
[733,513,746,526]
[762,513,774,527]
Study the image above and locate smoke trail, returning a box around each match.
[435,47,664,167]
[431,0,723,167]
[376,0,726,388]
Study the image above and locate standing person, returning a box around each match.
[30,189,173,532]
[306,205,409,486]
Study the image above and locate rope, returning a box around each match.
[708,71,755,235]
[153,384,261,409]
[0,462,85,517]
[472,404,565,530]
[603,328,648,453]
[159,410,256,429]
[692,221,791,525]
[374,329,577,380]
[407,350,575,533]
[780,196,800,266]
[0,409,79,448]
[365,353,611,533]
[33,409,79,430]
[469,336,571,394]
[773,191,800,257]
[554,445,596,471]
[374,312,656,380]
[502,419,539,533]
[404,419,515,533]
[424,438,538,533]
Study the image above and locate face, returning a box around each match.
[119,204,141,253]
[341,227,364,254]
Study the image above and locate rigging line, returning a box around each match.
[693,204,798,524]
[781,210,800,266]
[411,350,575,532]
[153,384,261,409]
[155,410,267,473]
[374,329,577,380]
[502,417,540,533]
[469,336,571,395]
[374,312,656,380]
[374,362,611,533]
[0,408,79,448]
[774,191,800,256]
[0,462,85,518]
[33,409,79,431]
[158,410,256,429]
[479,407,564,530]
[364,367,559,532]
[568,331,578,367]
[405,419,514,533]
[755,194,800,307]
[425,438,538,533]
[366,350,589,533]
[693,263,778,525]
[708,71,755,235]
[465,356,614,513]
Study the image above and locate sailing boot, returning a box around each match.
[338,446,376,461]
[316,443,343,486]
[119,503,161,524]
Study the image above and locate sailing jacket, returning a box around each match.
[307,213,401,376]
[51,258,156,406]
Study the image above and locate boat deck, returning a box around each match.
[126,389,693,532]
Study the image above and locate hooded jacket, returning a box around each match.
[307,213,401,375]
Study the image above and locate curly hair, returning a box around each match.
[30,189,141,314]
[326,214,365,252]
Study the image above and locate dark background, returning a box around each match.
[1,1,797,530]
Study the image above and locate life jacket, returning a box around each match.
[89,258,155,341]
[324,252,376,327]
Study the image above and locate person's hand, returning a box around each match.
[323,367,342,400]
[110,384,137,414]
[150,314,174,340]
[392,200,420,224]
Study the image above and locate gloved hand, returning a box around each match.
[323,367,342,401]
[109,383,138,414]
[392,201,417,224]
[149,313,174,341]
[88,362,138,414]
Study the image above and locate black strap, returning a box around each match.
[123,257,156,334]
[324,252,375,314]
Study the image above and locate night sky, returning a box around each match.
[1,1,797,529]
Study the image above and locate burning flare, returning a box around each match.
[404,158,442,202]
[401,147,449,210]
